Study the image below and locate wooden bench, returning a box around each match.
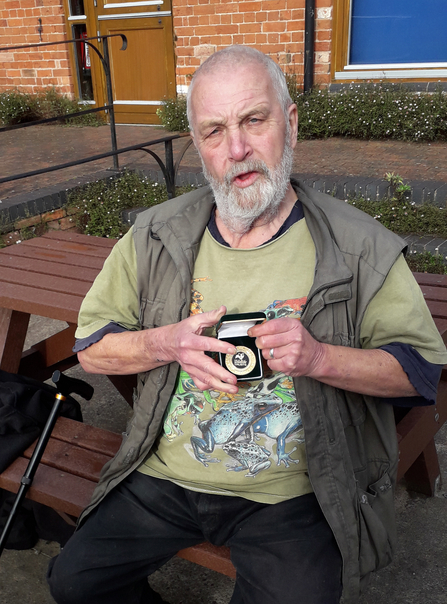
[0,415,236,578]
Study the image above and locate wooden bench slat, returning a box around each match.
[0,457,94,517]
[50,416,122,457]
[0,282,83,323]
[424,299,447,319]
[414,273,447,287]
[420,285,447,302]
[3,245,107,270]
[22,439,112,482]
[177,543,235,579]
[42,231,117,249]
[0,254,101,283]
[0,267,92,298]
[21,237,114,259]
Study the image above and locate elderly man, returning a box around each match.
[47,46,447,604]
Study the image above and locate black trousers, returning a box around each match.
[47,472,342,604]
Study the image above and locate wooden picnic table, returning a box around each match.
[0,230,117,386]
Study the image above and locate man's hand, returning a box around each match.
[248,318,418,398]
[161,306,239,393]
[78,306,239,394]
[248,318,325,378]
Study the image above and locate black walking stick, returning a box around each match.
[0,370,94,556]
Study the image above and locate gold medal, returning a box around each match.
[225,346,257,376]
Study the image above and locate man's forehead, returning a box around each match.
[191,62,276,123]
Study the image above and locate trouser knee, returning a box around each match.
[47,553,92,604]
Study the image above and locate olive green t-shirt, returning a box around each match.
[139,221,316,503]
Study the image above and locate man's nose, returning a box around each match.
[228,129,251,162]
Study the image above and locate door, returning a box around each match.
[96,0,176,124]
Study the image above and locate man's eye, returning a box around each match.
[249,117,260,124]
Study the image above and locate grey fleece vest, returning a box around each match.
[79,181,406,603]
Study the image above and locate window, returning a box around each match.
[332,0,447,81]
[63,0,95,102]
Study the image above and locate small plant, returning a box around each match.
[0,88,104,127]
[156,96,189,132]
[405,251,447,274]
[0,90,37,125]
[384,172,412,202]
[67,170,196,238]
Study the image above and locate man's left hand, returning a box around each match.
[248,318,326,378]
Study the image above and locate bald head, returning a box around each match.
[187,45,293,133]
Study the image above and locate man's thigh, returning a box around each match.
[227,493,343,604]
[47,472,205,604]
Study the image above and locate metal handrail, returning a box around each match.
[0,36,192,198]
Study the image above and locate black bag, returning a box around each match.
[0,369,83,548]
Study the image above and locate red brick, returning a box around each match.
[315,19,332,30]
[261,0,287,10]
[262,20,286,32]
[243,33,256,44]
[316,29,331,41]
[255,11,267,22]
[243,12,256,21]
[238,2,262,12]
[267,10,280,20]
[240,23,261,34]
[193,4,216,15]
[267,33,280,44]
[315,41,331,52]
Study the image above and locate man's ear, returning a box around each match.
[190,129,197,148]
[288,103,298,148]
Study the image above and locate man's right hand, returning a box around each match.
[159,306,239,393]
[78,306,239,394]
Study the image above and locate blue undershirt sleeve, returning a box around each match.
[73,322,129,353]
[380,342,443,407]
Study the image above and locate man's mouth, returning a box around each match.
[232,170,260,188]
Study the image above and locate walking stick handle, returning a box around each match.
[52,370,94,401]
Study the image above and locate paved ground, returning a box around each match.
[1,126,447,603]
[1,123,447,202]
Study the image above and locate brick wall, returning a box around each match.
[0,0,73,96]
[172,0,333,91]
[0,0,333,110]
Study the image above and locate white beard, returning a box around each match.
[201,138,294,235]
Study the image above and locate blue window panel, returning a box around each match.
[350,0,447,64]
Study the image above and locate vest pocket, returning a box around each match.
[140,298,164,329]
[357,471,395,577]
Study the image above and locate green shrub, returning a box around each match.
[405,251,447,274]
[0,88,103,127]
[67,170,196,238]
[348,196,447,239]
[0,90,37,125]
[294,84,447,142]
[156,96,189,132]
